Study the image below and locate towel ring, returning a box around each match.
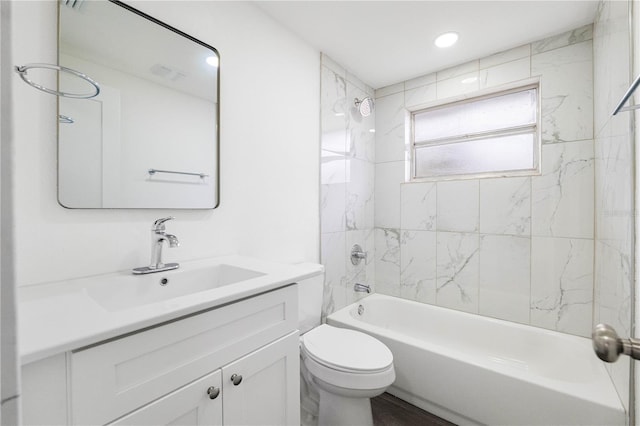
[14,63,100,99]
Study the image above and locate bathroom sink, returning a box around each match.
[18,255,323,364]
[86,263,266,312]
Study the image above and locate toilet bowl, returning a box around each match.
[297,269,395,426]
[300,325,395,426]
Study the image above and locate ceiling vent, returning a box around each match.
[150,63,186,83]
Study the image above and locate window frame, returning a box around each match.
[408,78,542,182]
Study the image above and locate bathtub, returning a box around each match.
[327,294,626,426]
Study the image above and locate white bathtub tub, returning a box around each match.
[327,294,625,426]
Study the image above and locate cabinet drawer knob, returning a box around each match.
[230,374,243,386]
[207,386,220,399]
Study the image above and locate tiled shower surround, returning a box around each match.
[320,55,376,317]
[373,25,595,337]
[321,25,597,338]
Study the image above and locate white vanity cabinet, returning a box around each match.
[22,285,300,426]
[110,333,299,426]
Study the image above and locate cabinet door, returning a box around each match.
[109,370,222,426]
[72,286,296,425]
[222,332,300,426]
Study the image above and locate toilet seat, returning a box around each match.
[302,324,393,373]
[301,324,395,390]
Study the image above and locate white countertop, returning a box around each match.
[18,256,323,364]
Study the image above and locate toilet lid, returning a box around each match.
[302,324,393,373]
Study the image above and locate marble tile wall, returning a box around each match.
[593,0,633,414]
[374,25,595,337]
[320,54,376,318]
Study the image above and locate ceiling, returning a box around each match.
[60,1,218,102]
[255,1,600,89]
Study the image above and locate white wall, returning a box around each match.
[635,0,640,420]
[1,0,21,422]
[11,1,320,286]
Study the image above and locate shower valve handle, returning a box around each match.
[350,244,367,265]
[592,323,640,362]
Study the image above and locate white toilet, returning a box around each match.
[298,272,395,426]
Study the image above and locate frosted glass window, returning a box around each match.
[411,84,539,179]
[415,134,535,177]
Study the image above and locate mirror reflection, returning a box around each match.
[58,0,219,209]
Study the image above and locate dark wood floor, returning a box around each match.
[372,393,456,426]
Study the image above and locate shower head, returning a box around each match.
[354,97,374,117]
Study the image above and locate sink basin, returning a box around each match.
[86,263,265,312]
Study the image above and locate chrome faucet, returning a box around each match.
[132,217,180,275]
[354,283,371,293]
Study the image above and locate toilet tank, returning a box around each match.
[297,267,325,334]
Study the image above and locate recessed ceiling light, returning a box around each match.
[434,32,459,48]
[461,76,478,84]
[206,56,219,67]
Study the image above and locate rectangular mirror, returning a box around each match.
[58,0,219,209]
